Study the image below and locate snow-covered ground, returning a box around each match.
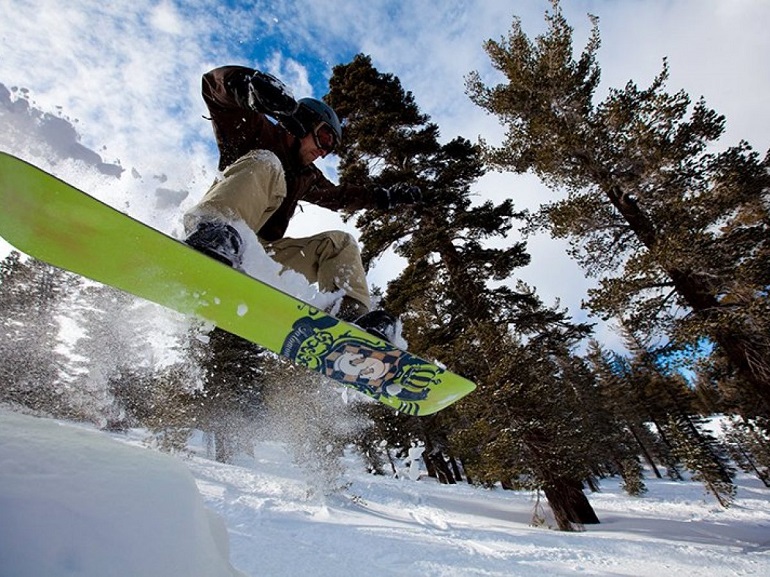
[1,409,769,577]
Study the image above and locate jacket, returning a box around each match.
[202,65,376,241]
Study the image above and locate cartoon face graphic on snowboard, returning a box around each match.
[330,347,393,381]
[281,311,441,412]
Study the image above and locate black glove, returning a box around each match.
[374,183,423,210]
[248,70,298,117]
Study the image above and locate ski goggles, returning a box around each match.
[312,122,338,154]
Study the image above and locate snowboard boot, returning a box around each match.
[336,295,369,322]
[335,296,399,344]
[185,222,244,269]
[353,309,399,344]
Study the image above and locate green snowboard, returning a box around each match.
[0,152,474,415]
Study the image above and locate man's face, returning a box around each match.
[298,131,326,165]
[298,122,338,166]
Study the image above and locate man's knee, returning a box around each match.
[225,150,283,177]
[323,231,359,254]
[189,150,286,234]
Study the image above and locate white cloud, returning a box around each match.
[150,0,185,35]
[262,52,313,97]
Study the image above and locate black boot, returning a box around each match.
[354,309,399,344]
[335,296,399,343]
[336,295,369,322]
[185,222,244,268]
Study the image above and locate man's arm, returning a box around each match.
[202,65,255,114]
[202,66,296,171]
[303,170,377,212]
[305,170,422,213]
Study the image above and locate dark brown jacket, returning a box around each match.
[202,65,376,241]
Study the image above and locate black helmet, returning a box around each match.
[295,97,342,145]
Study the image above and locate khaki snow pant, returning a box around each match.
[184,150,371,311]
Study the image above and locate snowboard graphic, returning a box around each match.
[0,152,475,415]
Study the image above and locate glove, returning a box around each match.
[248,70,298,117]
[374,183,423,210]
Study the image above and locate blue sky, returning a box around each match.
[1,0,769,352]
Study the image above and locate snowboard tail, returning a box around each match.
[0,152,475,414]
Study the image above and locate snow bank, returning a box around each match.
[0,410,245,577]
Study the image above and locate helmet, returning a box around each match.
[295,97,342,145]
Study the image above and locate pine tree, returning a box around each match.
[586,340,664,481]
[65,283,159,422]
[108,361,200,451]
[665,413,736,507]
[623,329,736,505]
[106,364,158,429]
[0,252,74,416]
[569,343,648,496]
[328,54,600,530]
[189,328,267,463]
[450,330,602,529]
[466,0,770,415]
[722,416,770,487]
[351,402,431,478]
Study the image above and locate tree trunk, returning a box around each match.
[425,450,457,484]
[448,456,465,483]
[543,478,600,530]
[605,182,770,414]
[214,429,233,464]
[630,425,663,478]
[585,476,600,493]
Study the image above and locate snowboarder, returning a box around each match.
[183,65,421,341]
